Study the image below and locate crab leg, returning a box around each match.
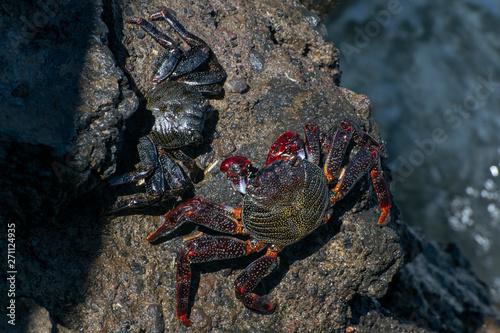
[151,10,207,51]
[150,10,210,78]
[330,145,390,225]
[108,167,155,186]
[126,17,181,83]
[126,17,178,48]
[303,122,321,165]
[331,145,377,201]
[109,136,159,186]
[108,191,182,214]
[107,138,190,214]
[370,160,391,225]
[108,194,161,214]
[323,120,356,182]
[234,246,281,312]
[174,58,227,89]
[168,149,202,181]
[147,197,244,242]
[176,235,266,326]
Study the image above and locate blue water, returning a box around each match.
[325,0,500,300]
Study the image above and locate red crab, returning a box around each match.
[147,120,391,326]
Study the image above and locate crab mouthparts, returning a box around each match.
[278,149,306,160]
[229,175,248,194]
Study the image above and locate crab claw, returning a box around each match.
[220,156,252,194]
[266,132,306,165]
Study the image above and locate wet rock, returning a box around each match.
[356,309,431,333]
[378,222,498,333]
[3,0,498,333]
[300,0,339,19]
[189,306,213,332]
[17,298,53,333]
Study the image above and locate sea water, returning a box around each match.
[325,0,500,301]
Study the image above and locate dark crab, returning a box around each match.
[146,120,391,326]
[108,9,226,213]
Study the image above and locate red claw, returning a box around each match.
[266,132,306,165]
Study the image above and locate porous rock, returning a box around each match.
[1,0,498,332]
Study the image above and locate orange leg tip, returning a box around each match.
[267,301,277,312]
[252,296,277,312]
[146,229,160,242]
[146,224,168,242]
[376,208,390,226]
[330,190,341,204]
[178,314,192,327]
[325,174,334,183]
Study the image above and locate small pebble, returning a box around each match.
[220,268,232,277]
[221,28,237,40]
[136,30,145,39]
[249,50,265,73]
[226,77,248,93]
[131,262,145,275]
[190,307,212,330]
[319,270,329,276]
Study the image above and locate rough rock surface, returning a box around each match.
[0,0,137,229]
[0,0,498,332]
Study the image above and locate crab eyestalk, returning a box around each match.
[266,132,306,165]
[220,156,252,194]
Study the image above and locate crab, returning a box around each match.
[108,9,226,213]
[146,119,391,326]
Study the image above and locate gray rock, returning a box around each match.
[0,0,137,227]
[378,221,497,333]
[1,0,498,332]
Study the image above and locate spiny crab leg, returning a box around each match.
[303,122,321,165]
[323,120,357,183]
[147,197,244,242]
[107,194,162,214]
[234,245,281,312]
[125,17,181,84]
[370,159,391,225]
[176,236,267,326]
[108,165,155,186]
[220,155,252,194]
[150,10,208,54]
[330,144,391,225]
[150,10,211,79]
